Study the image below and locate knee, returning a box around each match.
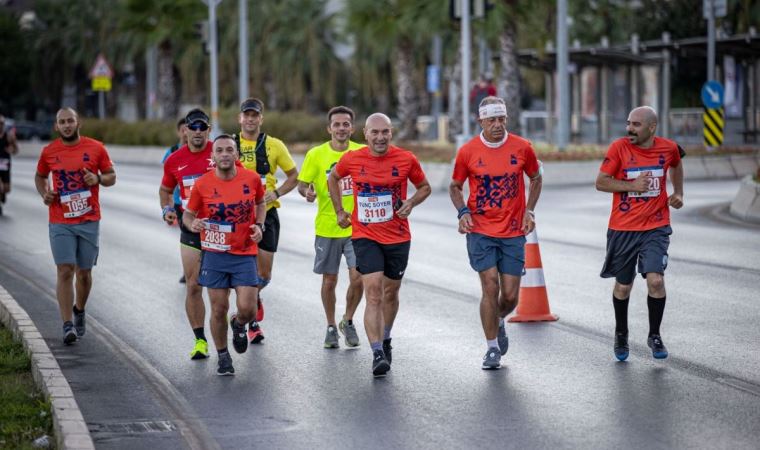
[613,283,633,299]
[322,275,338,291]
[76,269,92,283]
[500,288,518,305]
[646,274,665,294]
[482,277,500,300]
[365,286,382,305]
[57,264,75,280]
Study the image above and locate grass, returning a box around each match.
[0,325,53,450]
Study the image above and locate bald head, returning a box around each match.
[626,106,658,148]
[56,107,79,122]
[364,112,393,155]
[55,107,81,143]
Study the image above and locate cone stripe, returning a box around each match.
[525,246,542,269]
[525,230,539,244]
[521,268,545,288]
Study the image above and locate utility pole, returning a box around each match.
[707,0,715,81]
[460,0,471,145]
[239,0,249,104]
[203,0,221,135]
[557,0,570,150]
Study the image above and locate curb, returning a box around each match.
[0,284,95,450]
[730,175,760,224]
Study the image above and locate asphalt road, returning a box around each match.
[1,158,759,450]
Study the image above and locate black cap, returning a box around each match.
[240,98,263,114]
[185,108,210,125]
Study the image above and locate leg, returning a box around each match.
[381,277,402,333]
[497,273,521,318]
[181,245,205,330]
[645,272,666,336]
[56,264,76,322]
[208,288,230,351]
[257,250,274,292]
[74,268,93,311]
[233,286,258,324]
[321,274,338,326]
[478,268,500,341]
[362,272,385,344]
[344,267,363,321]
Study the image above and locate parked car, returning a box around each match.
[6,119,53,141]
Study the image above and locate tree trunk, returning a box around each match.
[447,48,462,141]
[394,38,418,140]
[498,20,522,135]
[157,40,177,119]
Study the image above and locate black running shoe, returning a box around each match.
[62,321,76,345]
[73,308,86,337]
[217,352,235,376]
[647,334,668,359]
[382,338,393,365]
[614,332,629,361]
[372,350,390,377]
[230,315,248,354]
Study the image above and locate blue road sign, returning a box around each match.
[701,80,724,109]
[427,65,440,93]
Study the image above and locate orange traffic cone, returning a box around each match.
[508,228,558,323]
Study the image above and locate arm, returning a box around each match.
[82,167,116,187]
[396,178,431,219]
[449,179,472,234]
[250,199,267,243]
[159,185,177,225]
[522,172,543,234]
[34,173,57,205]
[595,171,648,193]
[328,167,351,228]
[297,180,316,203]
[668,162,684,209]
[264,167,298,203]
[181,208,205,233]
[6,131,18,155]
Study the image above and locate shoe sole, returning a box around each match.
[373,361,391,377]
[63,332,77,345]
[652,351,668,359]
[615,350,629,361]
[250,335,265,344]
[216,371,235,376]
[481,363,501,370]
[324,343,339,349]
[191,352,209,360]
[345,341,360,347]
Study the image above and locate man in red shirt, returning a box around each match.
[160,109,215,360]
[328,113,431,377]
[596,106,684,361]
[34,108,116,344]
[183,135,266,375]
[450,96,543,370]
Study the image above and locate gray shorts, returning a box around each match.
[49,221,100,269]
[314,236,356,274]
[600,225,671,285]
[466,232,526,276]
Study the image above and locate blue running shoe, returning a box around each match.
[497,322,509,356]
[614,332,629,361]
[647,334,668,359]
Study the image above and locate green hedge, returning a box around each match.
[77,110,335,148]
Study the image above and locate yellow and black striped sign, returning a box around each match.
[703,107,724,147]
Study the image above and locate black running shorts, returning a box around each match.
[600,225,671,285]
[352,238,410,280]
[259,208,280,253]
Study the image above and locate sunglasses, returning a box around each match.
[188,122,209,132]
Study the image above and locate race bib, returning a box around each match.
[324,170,353,196]
[626,168,664,198]
[357,192,393,224]
[60,189,93,218]
[181,174,201,208]
[0,158,9,171]
[201,220,232,251]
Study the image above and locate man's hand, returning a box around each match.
[522,212,535,235]
[189,218,207,233]
[250,224,263,243]
[82,168,99,186]
[42,190,58,206]
[629,172,650,193]
[337,210,351,228]
[458,213,473,234]
[668,193,684,209]
[163,209,177,225]
[396,199,414,219]
[264,190,278,204]
[305,184,316,203]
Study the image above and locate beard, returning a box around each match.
[60,130,80,143]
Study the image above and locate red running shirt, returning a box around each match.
[36,137,114,224]
[452,133,540,238]
[161,142,214,210]
[600,137,682,231]
[186,168,265,255]
[334,146,426,244]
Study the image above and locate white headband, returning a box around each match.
[478,103,508,119]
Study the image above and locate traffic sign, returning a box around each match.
[89,54,114,79]
[703,107,724,148]
[92,76,112,92]
[703,0,727,19]
[426,65,440,93]
[701,81,724,109]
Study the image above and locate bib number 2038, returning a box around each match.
[201,221,232,251]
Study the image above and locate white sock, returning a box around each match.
[487,339,499,350]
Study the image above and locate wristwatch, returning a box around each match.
[255,223,266,233]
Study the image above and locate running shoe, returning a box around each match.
[179,275,186,284]
[339,319,360,347]
[482,347,501,370]
[190,338,209,360]
[497,322,509,356]
[247,322,265,344]
[647,334,669,359]
[256,297,264,322]
[230,315,248,354]
[382,338,393,365]
[614,332,629,361]
[324,326,339,349]
[217,352,235,376]
[62,322,76,345]
[372,349,390,377]
[73,308,86,338]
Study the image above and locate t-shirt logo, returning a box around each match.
[510,154,517,165]
[658,154,665,165]
[212,188,221,199]
[476,157,486,167]
[83,153,90,162]
[628,155,637,164]
[391,166,399,177]
[243,184,250,195]
[603,157,611,165]
[360,165,366,176]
